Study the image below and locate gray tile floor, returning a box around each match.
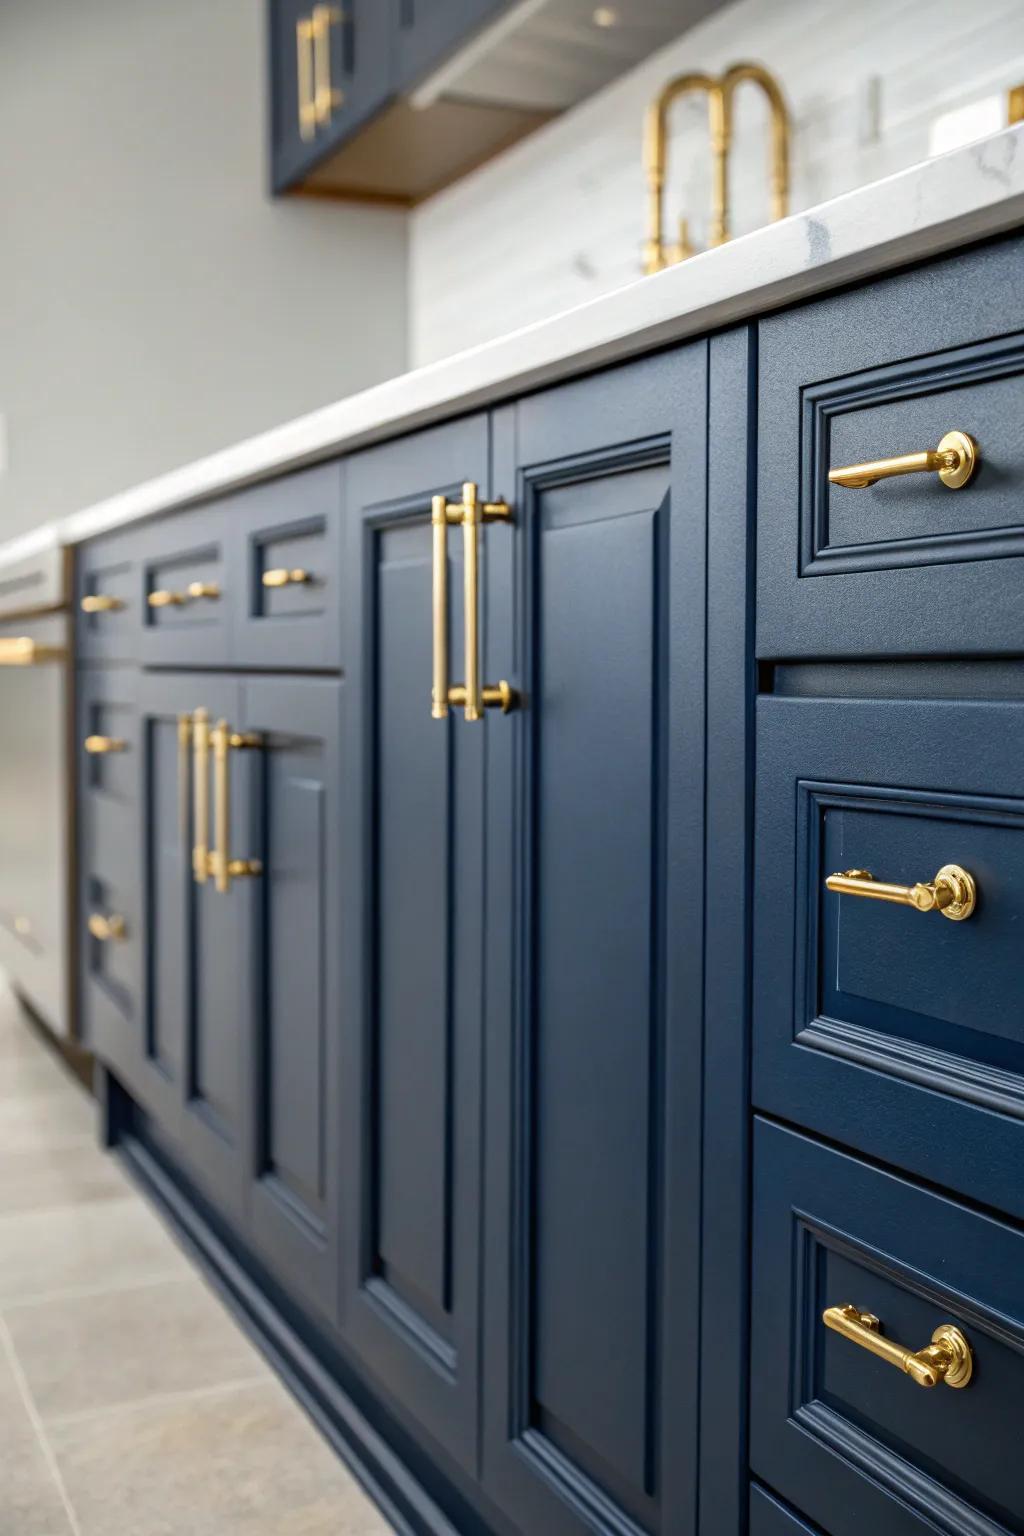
[0,982,393,1535]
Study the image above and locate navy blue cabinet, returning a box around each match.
[394,0,510,87]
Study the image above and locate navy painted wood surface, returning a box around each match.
[482,347,708,1536]
[339,414,492,1477]
[753,694,1024,1223]
[394,0,512,88]
[77,528,143,664]
[757,234,1024,659]
[751,1118,1024,1535]
[138,505,231,669]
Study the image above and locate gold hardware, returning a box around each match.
[186,581,220,601]
[823,1304,972,1389]
[192,708,210,885]
[0,638,66,666]
[148,589,185,609]
[431,483,515,723]
[1009,83,1024,126]
[210,719,262,893]
[825,863,976,922]
[262,567,311,588]
[312,5,343,126]
[87,912,127,943]
[296,15,317,140]
[643,62,790,273]
[81,594,123,614]
[829,430,978,491]
[149,582,220,609]
[84,735,126,755]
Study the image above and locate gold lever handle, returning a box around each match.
[0,638,66,666]
[81,594,123,614]
[431,482,515,723]
[88,912,127,943]
[825,863,976,921]
[84,735,126,755]
[296,15,317,140]
[312,5,343,125]
[262,567,311,588]
[823,1304,972,1389]
[210,720,262,894]
[192,708,211,884]
[829,430,978,490]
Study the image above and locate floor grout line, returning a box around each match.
[0,1310,83,1536]
[44,1373,273,1430]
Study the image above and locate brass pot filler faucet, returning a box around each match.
[643,61,791,274]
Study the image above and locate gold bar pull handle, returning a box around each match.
[84,735,126,755]
[210,720,262,894]
[296,15,317,140]
[262,567,311,589]
[823,1305,973,1389]
[148,589,186,609]
[81,594,123,614]
[88,913,127,943]
[192,708,210,884]
[0,638,66,666]
[825,863,976,922]
[829,430,978,490]
[431,483,515,723]
[312,5,343,126]
[186,581,220,601]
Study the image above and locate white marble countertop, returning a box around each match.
[5,124,1023,565]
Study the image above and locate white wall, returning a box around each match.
[410,0,1024,365]
[0,0,408,536]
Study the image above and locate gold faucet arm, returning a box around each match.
[720,62,791,225]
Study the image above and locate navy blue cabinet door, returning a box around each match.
[482,348,709,1536]
[134,673,253,1227]
[339,416,492,1476]
[394,0,511,87]
[241,676,343,1328]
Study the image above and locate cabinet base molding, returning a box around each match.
[100,1074,466,1536]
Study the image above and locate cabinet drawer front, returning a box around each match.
[139,506,229,666]
[81,864,142,1071]
[77,534,142,662]
[230,464,341,669]
[752,1119,1024,1536]
[753,694,1024,1219]
[758,234,1024,658]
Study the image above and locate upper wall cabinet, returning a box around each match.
[269,0,727,203]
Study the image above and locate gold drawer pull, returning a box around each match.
[209,720,262,893]
[262,567,312,588]
[88,912,127,943]
[148,589,185,608]
[823,1304,972,1389]
[0,638,65,666]
[826,863,976,921]
[81,594,123,614]
[187,581,220,601]
[312,4,343,125]
[829,429,977,490]
[296,15,317,140]
[431,482,516,722]
[84,735,126,755]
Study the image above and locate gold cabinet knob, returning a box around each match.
[829,429,978,490]
[148,589,185,608]
[825,863,976,921]
[88,912,127,942]
[262,567,312,588]
[81,594,124,614]
[823,1304,973,1389]
[84,735,127,755]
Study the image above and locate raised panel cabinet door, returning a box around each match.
[482,348,708,1536]
[241,676,342,1329]
[339,415,493,1477]
[135,673,252,1227]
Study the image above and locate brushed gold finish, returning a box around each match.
[81,594,123,614]
[262,567,311,588]
[431,483,515,722]
[149,582,219,609]
[826,863,976,922]
[0,638,66,666]
[296,15,317,141]
[87,912,127,943]
[643,62,790,273]
[84,735,126,755]
[210,719,262,894]
[1009,83,1024,125]
[312,5,343,126]
[829,429,978,490]
[823,1305,973,1389]
[192,708,210,885]
[148,589,185,609]
[186,581,220,601]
